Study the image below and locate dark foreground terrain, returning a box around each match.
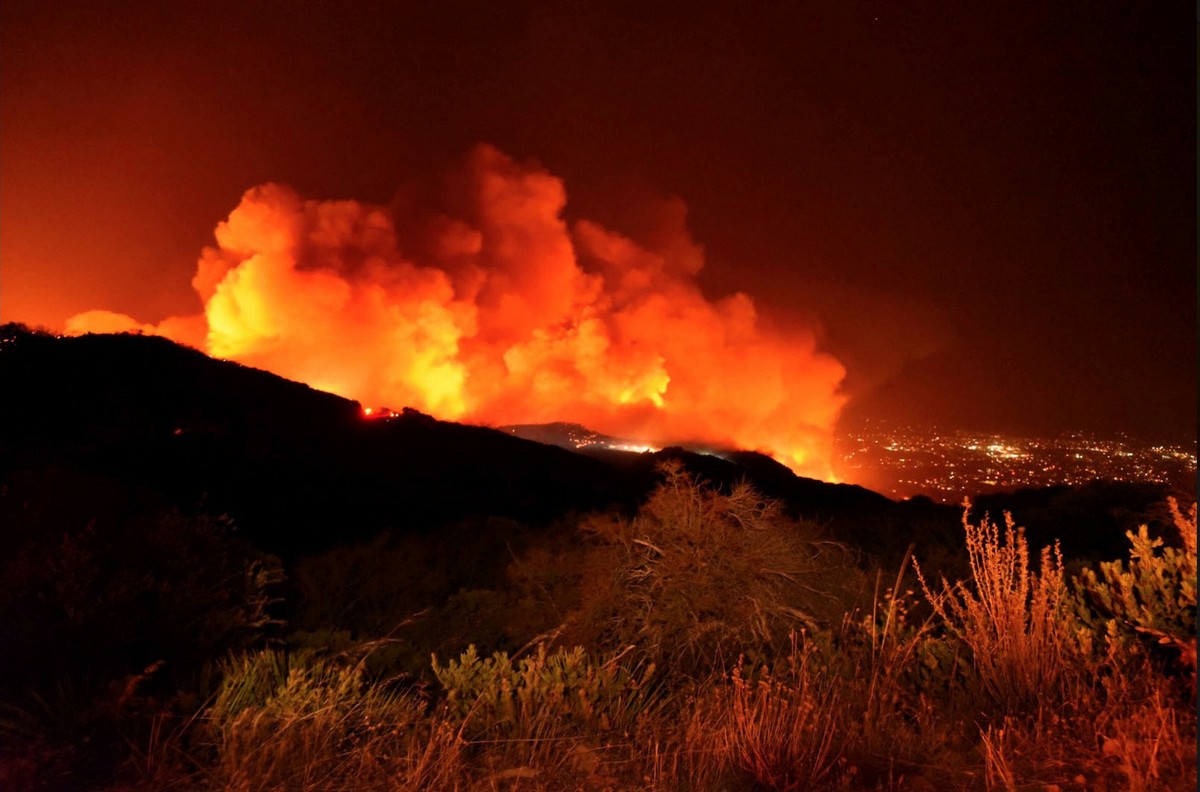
[1,325,1194,790]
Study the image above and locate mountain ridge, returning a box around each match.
[1,325,1174,564]
[0,327,894,557]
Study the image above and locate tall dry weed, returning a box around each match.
[915,501,1075,710]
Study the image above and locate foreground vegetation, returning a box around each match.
[1,463,1195,790]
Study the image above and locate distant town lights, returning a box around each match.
[833,424,1196,503]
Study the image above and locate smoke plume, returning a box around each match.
[67,145,846,478]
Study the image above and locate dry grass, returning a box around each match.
[681,638,846,791]
[953,669,1197,792]
[1090,666,1198,792]
[430,643,659,789]
[977,723,1017,791]
[1101,690,1192,791]
[834,552,952,781]
[915,500,1075,710]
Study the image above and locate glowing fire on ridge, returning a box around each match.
[66,145,846,479]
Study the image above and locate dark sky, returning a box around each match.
[2,1,1194,442]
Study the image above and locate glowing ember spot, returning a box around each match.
[609,443,659,454]
[65,145,846,479]
[361,406,398,420]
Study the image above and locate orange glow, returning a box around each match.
[66,145,846,479]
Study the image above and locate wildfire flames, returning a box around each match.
[67,146,846,478]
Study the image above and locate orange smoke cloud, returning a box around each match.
[66,145,846,478]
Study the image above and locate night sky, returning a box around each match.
[2,1,1194,443]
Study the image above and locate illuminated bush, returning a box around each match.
[205,649,456,791]
[432,643,655,738]
[1075,497,1197,673]
[572,462,857,679]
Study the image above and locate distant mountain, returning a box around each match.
[499,422,895,514]
[499,421,635,452]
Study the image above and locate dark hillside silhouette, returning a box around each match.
[0,327,897,557]
[0,325,1173,564]
[0,327,631,555]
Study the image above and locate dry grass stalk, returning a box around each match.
[1097,682,1196,792]
[977,723,1017,791]
[684,639,845,791]
[915,500,1073,709]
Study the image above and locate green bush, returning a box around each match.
[432,644,656,738]
[1075,498,1196,672]
[204,649,445,791]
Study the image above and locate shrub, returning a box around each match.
[0,500,283,700]
[573,462,856,679]
[1075,497,1196,674]
[291,531,451,637]
[432,644,656,738]
[205,649,457,791]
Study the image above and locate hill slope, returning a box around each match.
[1,325,1173,564]
[0,327,892,556]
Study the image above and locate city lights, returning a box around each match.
[836,424,1196,502]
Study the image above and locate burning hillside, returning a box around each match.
[66,146,845,478]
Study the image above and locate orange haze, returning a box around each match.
[66,146,846,478]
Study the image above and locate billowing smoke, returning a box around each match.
[67,145,846,478]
